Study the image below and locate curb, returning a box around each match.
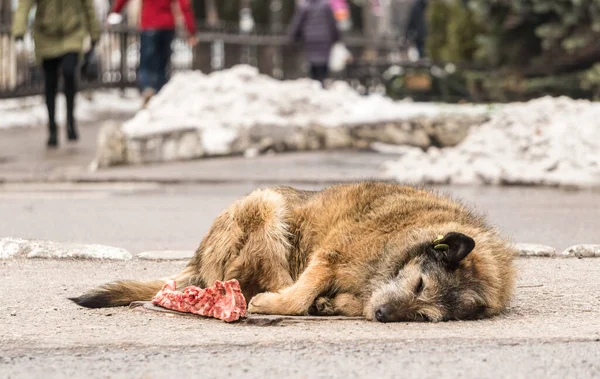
[2,176,599,190]
[515,243,600,258]
[137,250,195,261]
[2,239,599,261]
[0,176,396,186]
[0,238,133,260]
[560,244,600,258]
[514,243,556,257]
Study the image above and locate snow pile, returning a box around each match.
[121,65,487,153]
[0,89,141,129]
[0,237,133,260]
[385,96,600,187]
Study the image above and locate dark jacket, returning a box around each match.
[288,0,340,64]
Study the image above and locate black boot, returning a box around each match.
[67,117,78,142]
[47,122,58,148]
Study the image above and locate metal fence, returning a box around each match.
[0,23,407,99]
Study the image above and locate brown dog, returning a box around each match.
[71,182,516,322]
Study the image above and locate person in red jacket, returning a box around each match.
[108,0,197,106]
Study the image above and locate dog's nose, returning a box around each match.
[375,305,392,323]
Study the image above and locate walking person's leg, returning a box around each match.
[419,40,426,59]
[310,63,319,81]
[61,52,80,141]
[416,1,428,59]
[42,57,61,147]
[415,34,426,59]
[310,63,325,87]
[319,64,329,87]
[156,29,175,92]
[139,31,158,107]
[310,64,328,88]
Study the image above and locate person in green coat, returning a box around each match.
[12,0,101,147]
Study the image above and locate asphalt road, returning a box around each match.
[0,182,597,253]
[1,182,599,378]
[1,258,599,378]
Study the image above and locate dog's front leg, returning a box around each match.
[248,257,332,315]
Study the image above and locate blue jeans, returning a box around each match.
[139,29,175,92]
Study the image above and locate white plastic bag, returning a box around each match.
[329,42,352,73]
[106,12,123,25]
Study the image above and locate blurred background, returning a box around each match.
[0,0,599,190]
[4,0,600,102]
[1,4,600,377]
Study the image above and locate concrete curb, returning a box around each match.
[560,244,600,258]
[2,177,600,192]
[514,243,600,258]
[2,239,598,261]
[0,238,133,260]
[514,243,557,257]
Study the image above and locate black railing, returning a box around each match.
[0,24,407,99]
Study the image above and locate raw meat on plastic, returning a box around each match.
[151,279,247,322]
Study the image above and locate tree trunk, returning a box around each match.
[270,0,283,33]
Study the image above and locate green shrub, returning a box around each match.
[426,0,451,62]
[426,0,480,63]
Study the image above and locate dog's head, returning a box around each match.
[367,232,492,322]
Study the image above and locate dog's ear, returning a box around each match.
[433,232,475,269]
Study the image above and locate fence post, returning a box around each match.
[257,43,275,77]
[270,0,283,79]
[192,41,212,74]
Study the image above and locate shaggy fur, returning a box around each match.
[71,182,516,322]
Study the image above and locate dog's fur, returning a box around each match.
[71,182,516,322]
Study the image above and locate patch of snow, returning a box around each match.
[561,244,600,258]
[137,250,195,260]
[514,243,557,257]
[0,238,22,259]
[0,237,132,260]
[370,142,423,155]
[385,96,600,188]
[121,65,488,141]
[0,89,142,129]
[201,127,239,155]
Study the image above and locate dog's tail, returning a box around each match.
[69,266,196,308]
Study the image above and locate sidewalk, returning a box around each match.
[2,258,600,378]
[0,119,115,182]
[0,119,393,184]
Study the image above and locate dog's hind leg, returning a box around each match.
[72,188,299,309]
[188,188,296,300]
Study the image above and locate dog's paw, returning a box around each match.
[248,292,278,314]
[309,296,335,316]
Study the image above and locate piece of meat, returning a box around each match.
[151,279,247,322]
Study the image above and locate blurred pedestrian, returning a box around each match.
[81,0,110,101]
[107,0,198,107]
[406,0,428,59]
[12,0,101,147]
[93,0,110,22]
[288,0,340,87]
